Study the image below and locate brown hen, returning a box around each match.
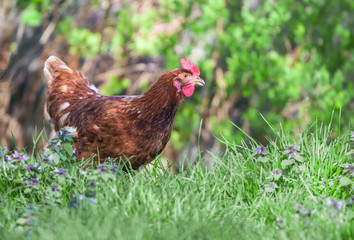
[44,56,204,170]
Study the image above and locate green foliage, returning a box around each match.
[0,125,353,239]
[101,76,131,96]
[18,0,50,27]
[99,0,353,148]
[20,6,42,27]
[61,27,102,58]
[172,104,201,150]
[16,0,354,150]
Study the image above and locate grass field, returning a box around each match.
[0,121,353,240]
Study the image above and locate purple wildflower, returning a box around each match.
[328,210,335,218]
[304,219,309,226]
[48,154,54,161]
[89,181,98,187]
[286,145,300,159]
[58,130,63,136]
[24,177,40,189]
[90,198,97,203]
[326,198,333,206]
[336,200,344,210]
[31,178,40,184]
[255,147,264,154]
[295,204,300,211]
[54,167,67,176]
[326,198,344,211]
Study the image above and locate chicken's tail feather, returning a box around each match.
[44,56,98,94]
[44,56,99,130]
[44,56,73,85]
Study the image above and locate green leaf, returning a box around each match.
[20,7,42,27]
[274,174,281,181]
[43,150,53,156]
[16,218,28,225]
[339,176,352,187]
[257,156,270,163]
[24,188,31,194]
[281,159,295,169]
[53,154,60,165]
[298,165,306,172]
[66,135,73,143]
[264,186,275,192]
[264,183,277,192]
[266,175,274,180]
[339,164,351,168]
[58,17,73,36]
[57,176,65,184]
[294,155,304,162]
[53,146,61,153]
[59,153,67,161]
[262,149,270,155]
[63,143,73,156]
[88,175,98,181]
[101,173,112,182]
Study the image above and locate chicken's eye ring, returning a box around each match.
[183,74,188,78]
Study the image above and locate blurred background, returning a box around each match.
[0,0,353,168]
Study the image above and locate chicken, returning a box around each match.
[43,56,204,170]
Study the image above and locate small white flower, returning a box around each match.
[63,126,78,137]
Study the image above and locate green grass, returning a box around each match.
[0,122,353,240]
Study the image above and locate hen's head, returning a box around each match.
[172,58,205,97]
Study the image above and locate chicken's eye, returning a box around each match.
[183,74,188,78]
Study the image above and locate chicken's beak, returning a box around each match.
[192,76,205,86]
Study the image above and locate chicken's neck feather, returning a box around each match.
[129,72,184,126]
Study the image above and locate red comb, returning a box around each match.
[180,58,200,77]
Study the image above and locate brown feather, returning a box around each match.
[44,56,201,170]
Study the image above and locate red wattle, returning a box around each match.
[182,84,195,97]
